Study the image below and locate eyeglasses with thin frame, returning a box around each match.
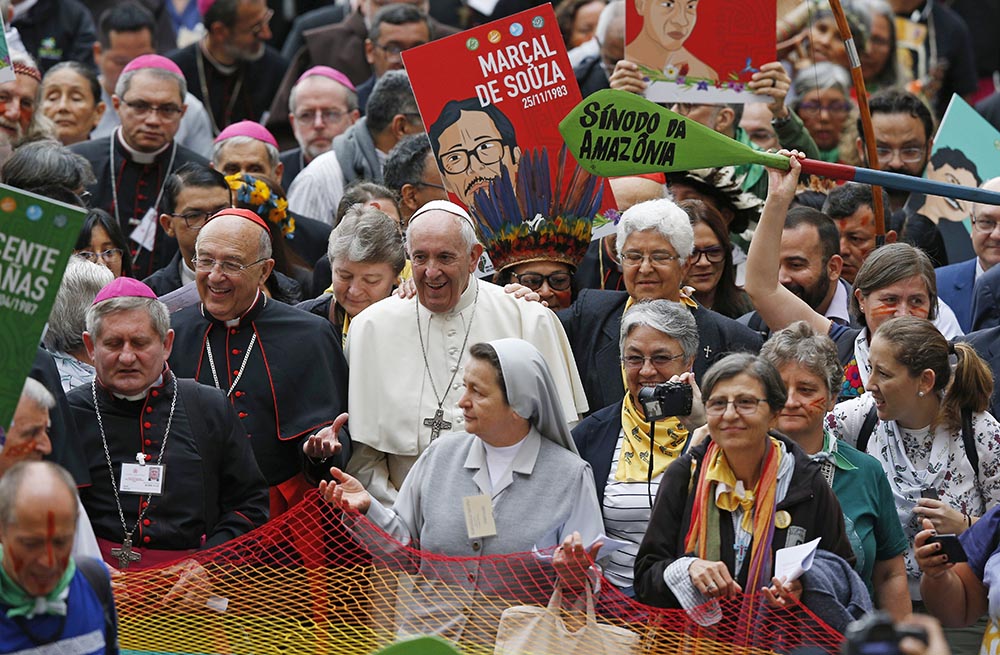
[191,256,267,276]
[690,247,726,264]
[510,271,573,291]
[76,248,123,263]
[797,101,853,118]
[121,98,183,119]
[374,41,423,56]
[973,217,1000,233]
[619,251,682,266]
[242,8,274,36]
[439,139,505,174]
[621,353,686,369]
[704,397,769,416]
[413,181,447,191]
[170,206,229,230]
[294,108,349,124]
[875,145,926,164]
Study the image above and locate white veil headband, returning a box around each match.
[487,338,578,455]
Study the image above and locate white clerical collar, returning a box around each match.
[199,39,239,75]
[179,258,196,286]
[111,374,164,401]
[452,275,479,314]
[116,128,170,165]
[976,258,986,280]
[12,0,38,20]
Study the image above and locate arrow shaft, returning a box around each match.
[799,158,1000,205]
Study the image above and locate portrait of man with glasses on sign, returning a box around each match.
[427,98,522,210]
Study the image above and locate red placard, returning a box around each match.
[402,5,616,216]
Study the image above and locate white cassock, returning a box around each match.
[344,275,588,505]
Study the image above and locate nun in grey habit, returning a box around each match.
[321,338,605,645]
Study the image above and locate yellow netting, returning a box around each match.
[113,492,845,655]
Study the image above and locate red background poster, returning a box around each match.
[402,5,616,215]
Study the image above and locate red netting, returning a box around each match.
[113,491,846,655]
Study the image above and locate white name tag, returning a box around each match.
[129,207,158,252]
[120,463,165,495]
[463,494,497,539]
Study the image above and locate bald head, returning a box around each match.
[194,214,274,321]
[610,176,668,213]
[0,461,78,528]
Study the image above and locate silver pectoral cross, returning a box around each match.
[111,536,142,570]
[423,408,452,441]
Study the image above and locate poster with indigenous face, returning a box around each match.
[903,94,1000,265]
[625,0,774,103]
[402,5,617,233]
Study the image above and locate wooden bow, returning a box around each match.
[824,0,888,241]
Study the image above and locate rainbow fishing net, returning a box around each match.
[114,492,845,655]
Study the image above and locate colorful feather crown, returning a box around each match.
[469,146,604,274]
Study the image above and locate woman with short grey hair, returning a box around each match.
[43,257,114,392]
[573,299,705,595]
[298,204,407,343]
[792,62,856,164]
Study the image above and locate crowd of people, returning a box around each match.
[4,0,1000,654]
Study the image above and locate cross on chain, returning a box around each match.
[703,345,712,358]
[111,536,142,569]
[423,408,452,441]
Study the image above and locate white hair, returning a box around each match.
[616,198,694,258]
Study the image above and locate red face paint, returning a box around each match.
[46,511,54,567]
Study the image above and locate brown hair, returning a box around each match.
[873,317,993,429]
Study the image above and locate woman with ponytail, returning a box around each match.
[828,316,1000,621]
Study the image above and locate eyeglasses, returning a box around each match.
[973,217,1000,233]
[170,207,228,230]
[690,247,726,264]
[510,271,573,291]
[797,101,853,118]
[413,181,447,191]
[875,145,926,164]
[704,397,769,416]
[76,248,123,263]
[439,139,505,174]
[121,99,183,119]
[77,190,92,207]
[374,41,424,56]
[191,256,267,276]
[294,108,349,124]
[240,8,273,36]
[621,353,686,369]
[620,251,682,266]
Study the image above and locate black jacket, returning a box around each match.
[571,400,625,504]
[634,433,855,608]
[13,0,96,72]
[558,289,764,412]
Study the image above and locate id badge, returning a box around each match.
[462,494,497,539]
[129,207,158,252]
[120,463,165,495]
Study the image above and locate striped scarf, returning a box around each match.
[684,438,782,592]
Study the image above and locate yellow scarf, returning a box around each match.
[703,445,771,532]
[617,394,689,481]
[614,290,698,482]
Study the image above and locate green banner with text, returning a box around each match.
[0,185,86,428]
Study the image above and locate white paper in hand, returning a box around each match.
[774,537,821,583]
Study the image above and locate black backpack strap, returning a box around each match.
[856,405,879,454]
[76,557,119,655]
[961,408,979,479]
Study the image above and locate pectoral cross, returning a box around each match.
[111,536,142,570]
[703,345,713,358]
[423,408,452,441]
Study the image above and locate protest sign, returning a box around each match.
[625,0,774,104]
[0,185,86,428]
[903,94,1000,263]
[402,4,616,220]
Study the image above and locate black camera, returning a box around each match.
[843,611,927,655]
[637,381,693,422]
